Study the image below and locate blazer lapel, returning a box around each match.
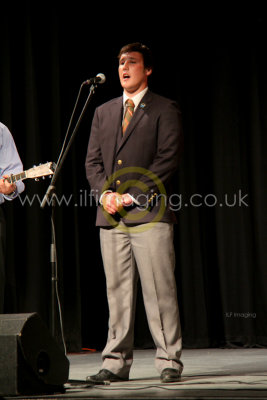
[105,97,123,174]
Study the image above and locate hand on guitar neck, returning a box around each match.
[0,162,56,197]
[0,175,16,195]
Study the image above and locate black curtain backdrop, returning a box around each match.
[1,4,266,352]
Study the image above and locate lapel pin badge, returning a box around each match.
[140,103,146,109]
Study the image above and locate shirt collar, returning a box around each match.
[123,87,148,111]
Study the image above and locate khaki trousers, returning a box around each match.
[99,221,183,378]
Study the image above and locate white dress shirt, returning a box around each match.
[122,87,148,115]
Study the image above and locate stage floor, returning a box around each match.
[4,348,267,399]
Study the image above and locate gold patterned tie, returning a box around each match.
[122,99,135,134]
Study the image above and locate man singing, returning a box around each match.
[85,43,183,383]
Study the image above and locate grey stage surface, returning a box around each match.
[4,348,267,399]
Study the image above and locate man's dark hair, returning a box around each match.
[118,42,153,70]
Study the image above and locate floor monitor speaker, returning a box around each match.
[0,313,69,395]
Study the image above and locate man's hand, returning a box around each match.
[102,192,123,215]
[102,192,134,214]
[121,193,134,206]
[0,175,16,195]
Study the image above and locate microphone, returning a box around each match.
[83,73,106,85]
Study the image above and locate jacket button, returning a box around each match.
[117,159,122,165]
[116,180,121,185]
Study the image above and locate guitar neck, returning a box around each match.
[3,162,56,184]
[7,172,27,184]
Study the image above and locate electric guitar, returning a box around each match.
[4,162,56,184]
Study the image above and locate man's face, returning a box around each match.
[118,51,152,96]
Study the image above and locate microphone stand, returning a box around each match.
[41,81,100,348]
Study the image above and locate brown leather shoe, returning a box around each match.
[86,369,129,383]
[160,368,181,383]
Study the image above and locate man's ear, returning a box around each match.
[145,68,153,77]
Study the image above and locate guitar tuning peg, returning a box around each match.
[42,176,45,179]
